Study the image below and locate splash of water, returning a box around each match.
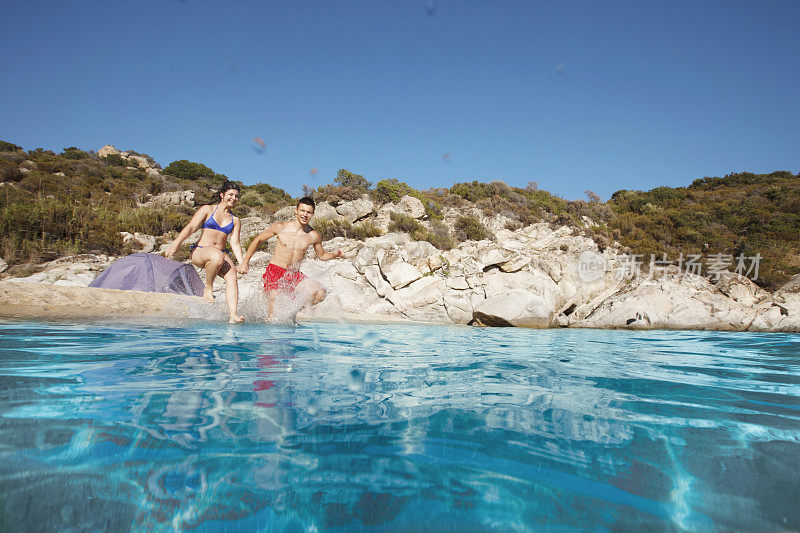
[237,267,336,325]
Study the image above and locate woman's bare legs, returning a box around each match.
[220,256,244,323]
[192,247,225,303]
[192,248,244,322]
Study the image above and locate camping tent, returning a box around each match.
[89,253,204,296]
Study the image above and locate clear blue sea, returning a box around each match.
[0,320,798,532]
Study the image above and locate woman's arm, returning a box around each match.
[164,206,209,259]
[229,218,245,266]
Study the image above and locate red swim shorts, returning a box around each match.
[262,263,306,292]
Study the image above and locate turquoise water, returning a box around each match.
[0,321,798,532]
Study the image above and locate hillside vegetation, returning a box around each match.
[1,140,797,289]
[0,144,289,271]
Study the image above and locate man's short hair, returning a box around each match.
[297,196,316,210]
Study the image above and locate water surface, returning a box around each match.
[0,320,798,531]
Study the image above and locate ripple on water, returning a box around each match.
[0,321,798,531]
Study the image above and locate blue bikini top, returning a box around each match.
[202,205,235,235]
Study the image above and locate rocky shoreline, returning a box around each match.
[2,192,799,331]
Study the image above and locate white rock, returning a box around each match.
[378,248,423,289]
[445,276,469,290]
[398,195,426,219]
[125,154,152,169]
[98,145,119,158]
[715,272,769,307]
[120,232,156,253]
[364,265,394,298]
[273,205,296,222]
[375,195,426,226]
[443,291,473,324]
[474,290,554,328]
[0,258,8,273]
[576,274,768,331]
[142,190,195,208]
[311,202,343,222]
[335,195,374,223]
[239,216,271,240]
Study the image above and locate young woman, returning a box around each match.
[165,180,245,323]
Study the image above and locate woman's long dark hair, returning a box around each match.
[208,180,241,205]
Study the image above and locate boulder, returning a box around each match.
[479,245,514,270]
[474,290,554,328]
[335,195,374,223]
[120,232,156,253]
[5,255,115,287]
[272,205,295,222]
[442,290,473,324]
[374,195,426,230]
[239,216,271,240]
[0,258,8,274]
[714,272,769,306]
[397,195,426,219]
[575,274,771,331]
[142,190,195,208]
[98,145,119,158]
[378,249,423,289]
[311,202,343,222]
[123,154,152,170]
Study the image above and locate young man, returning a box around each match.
[238,197,344,318]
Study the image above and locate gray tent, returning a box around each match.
[89,253,204,296]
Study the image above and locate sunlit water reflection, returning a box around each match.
[0,321,798,531]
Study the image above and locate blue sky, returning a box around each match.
[1,1,798,200]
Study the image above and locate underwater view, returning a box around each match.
[0,320,798,531]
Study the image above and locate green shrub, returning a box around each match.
[371,178,417,204]
[102,153,128,167]
[315,219,383,241]
[314,219,352,240]
[389,212,422,233]
[163,159,216,181]
[350,221,382,240]
[312,184,363,205]
[335,169,371,191]
[239,189,264,208]
[0,140,23,152]
[0,161,25,182]
[454,215,490,242]
[413,220,454,250]
[249,182,291,204]
[62,147,86,160]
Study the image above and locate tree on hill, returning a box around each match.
[335,169,371,191]
[163,160,217,181]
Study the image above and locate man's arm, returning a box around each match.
[311,230,344,261]
[238,223,280,273]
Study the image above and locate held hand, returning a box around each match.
[237,262,249,275]
[164,244,177,259]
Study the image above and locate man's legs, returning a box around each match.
[297,279,326,306]
[265,290,277,319]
